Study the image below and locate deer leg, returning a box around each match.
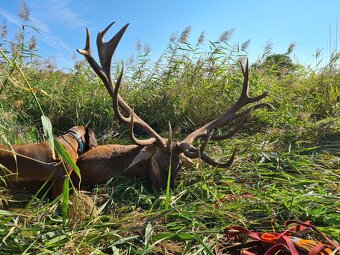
[51,176,66,198]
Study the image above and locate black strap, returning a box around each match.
[66,130,84,154]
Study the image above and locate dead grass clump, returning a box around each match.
[0,186,12,208]
[155,240,185,254]
[68,191,98,226]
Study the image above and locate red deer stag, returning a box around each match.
[76,22,274,190]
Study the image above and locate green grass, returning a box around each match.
[0,11,339,254]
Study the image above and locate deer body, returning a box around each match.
[77,144,191,189]
[76,144,146,185]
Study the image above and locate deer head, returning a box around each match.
[77,22,274,190]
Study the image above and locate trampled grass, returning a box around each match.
[0,6,339,254]
[0,119,338,254]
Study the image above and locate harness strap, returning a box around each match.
[282,235,299,255]
[264,243,290,255]
[225,226,268,241]
[284,220,340,249]
[310,244,332,255]
[223,220,339,255]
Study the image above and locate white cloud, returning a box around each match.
[0,6,49,33]
[39,33,73,52]
[0,4,74,61]
[0,7,22,26]
[0,1,86,69]
[31,0,87,29]
[29,16,50,33]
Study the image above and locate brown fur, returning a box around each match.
[75,144,145,185]
[0,126,97,197]
[76,144,194,190]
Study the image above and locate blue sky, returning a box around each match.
[1,0,339,69]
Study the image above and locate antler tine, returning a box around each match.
[209,116,249,141]
[79,23,167,147]
[181,59,269,146]
[78,23,129,102]
[179,58,273,168]
[238,59,268,106]
[182,141,236,168]
[181,130,235,168]
[209,102,274,141]
[77,29,106,84]
[200,150,236,168]
[199,130,213,154]
[112,66,129,123]
[240,59,249,99]
[97,22,129,78]
[84,28,91,52]
[128,109,157,146]
[113,66,166,146]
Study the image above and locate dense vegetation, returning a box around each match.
[0,4,339,254]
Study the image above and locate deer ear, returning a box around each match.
[123,145,156,175]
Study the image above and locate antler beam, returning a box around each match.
[179,60,274,167]
[77,22,166,147]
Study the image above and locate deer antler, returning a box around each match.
[77,22,166,147]
[78,22,273,170]
[178,60,274,167]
